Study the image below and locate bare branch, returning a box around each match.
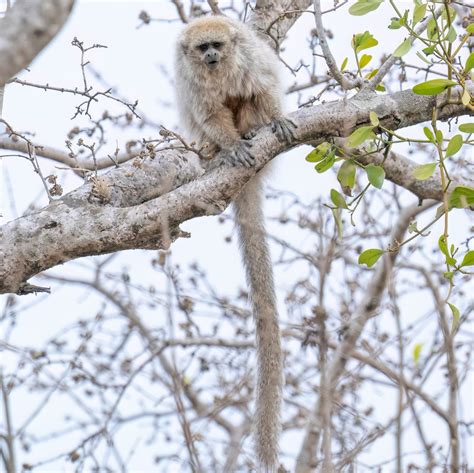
[207,0,222,15]
[313,0,360,90]
[294,200,436,473]
[368,6,443,89]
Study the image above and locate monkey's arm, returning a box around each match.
[261,90,298,144]
[202,108,240,147]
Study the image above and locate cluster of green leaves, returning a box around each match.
[349,0,474,101]
[305,129,385,208]
[411,124,471,182]
[354,116,474,270]
[340,30,384,91]
[306,1,473,320]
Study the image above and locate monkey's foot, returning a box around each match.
[271,117,297,143]
[225,140,255,168]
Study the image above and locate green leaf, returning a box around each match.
[444,271,454,281]
[359,54,372,68]
[442,5,456,23]
[365,68,378,80]
[341,57,348,72]
[331,208,343,239]
[388,17,402,29]
[305,142,331,162]
[413,343,423,364]
[369,111,379,126]
[315,150,336,173]
[448,186,474,209]
[426,18,438,40]
[393,38,412,57]
[337,160,357,194]
[446,26,457,43]
[465,52,474,72]
[422,45,436,56]
[416,51,431,64]
[461,88,471,106]
[467,23,474,34]
[330,188,348,209]
[358,248,384,267]
[459,123,474,134]
[448,303,460,332]
[413,3,427,26]
[352,31,379,53]
[365,164,385,189]
[349,0,383,16]
[346,125,375,148]
[412,162,437,180]
[435,129,443,144]
[412,79,457,96]
[460,250,474,267]
[445,134,463,157]
[438,235,450,258]
[438,236,456,266]
[423,126,435,142]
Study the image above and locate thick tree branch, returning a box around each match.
[1,86,473,294]
[0,0,75,87]
[352,148,473,201]
[250,0,312,44]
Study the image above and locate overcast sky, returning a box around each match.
[1,1,472,471]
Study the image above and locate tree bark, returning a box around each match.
[0,0,76,87]
[1,86,473,294]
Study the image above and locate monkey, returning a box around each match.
[175,15,296,472]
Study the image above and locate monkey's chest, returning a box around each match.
[224,95,260,133]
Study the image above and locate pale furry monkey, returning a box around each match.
[175,15,296,472]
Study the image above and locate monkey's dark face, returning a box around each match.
[196,41,224,70]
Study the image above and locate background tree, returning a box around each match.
[0,0,472,472]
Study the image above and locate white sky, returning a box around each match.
[0,1,473,471]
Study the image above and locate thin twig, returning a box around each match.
[0,372,16,473]
[368,6,443,89]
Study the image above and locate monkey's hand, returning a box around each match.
[224,140,255,168]
[242,129,257,140]
[271,117,297,143]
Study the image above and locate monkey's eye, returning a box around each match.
[197,43,209,52]
[211,42,223,49]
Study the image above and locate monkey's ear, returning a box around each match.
[228,25,240,44]
[179,38,189,55]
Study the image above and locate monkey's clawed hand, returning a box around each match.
[224,139,255,168]
[271,117,297,143]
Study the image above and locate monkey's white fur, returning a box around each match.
[175,16,289,472]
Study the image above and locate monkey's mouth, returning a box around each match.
[207,61,219,70]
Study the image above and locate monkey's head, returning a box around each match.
[178,17,239,71]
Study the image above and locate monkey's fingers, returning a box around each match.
[227,140,255,168]
[271,117,298,143]
[242,129,257,140]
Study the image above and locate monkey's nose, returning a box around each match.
[205,51,219,63]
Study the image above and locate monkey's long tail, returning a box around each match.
[233,175,283,473]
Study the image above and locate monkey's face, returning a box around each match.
[179,19,236,72]
[196,41,224,70]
